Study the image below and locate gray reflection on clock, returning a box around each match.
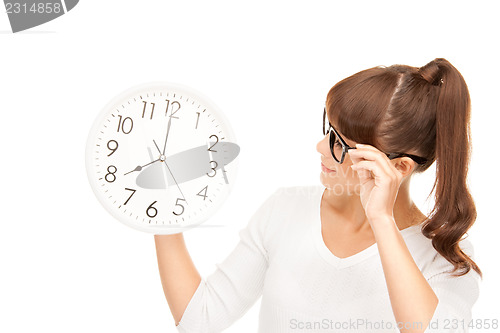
[136,141,240,189]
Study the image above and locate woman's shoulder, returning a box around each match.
[244,184,321,226]
[407,231,478,279]
[265,184,324,219]
[264,184,324,228]
[251,185,323,254]
[272,184,325,202]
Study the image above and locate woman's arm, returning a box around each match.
[372,218,439,332]
[154,189,279,332]
[373,218,480,333]
[154,233,201,326]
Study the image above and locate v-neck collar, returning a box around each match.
[311,185,424,269]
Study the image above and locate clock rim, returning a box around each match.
[85,81,239,234]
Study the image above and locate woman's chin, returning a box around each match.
[320,171,338,187]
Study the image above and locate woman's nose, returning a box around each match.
[316,134,330,157]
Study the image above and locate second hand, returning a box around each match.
[153,139,188,205]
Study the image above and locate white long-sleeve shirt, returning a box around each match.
[175,185,481,332]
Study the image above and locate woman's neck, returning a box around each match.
[321,180,426,232]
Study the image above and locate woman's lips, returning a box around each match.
[321,162,336,173]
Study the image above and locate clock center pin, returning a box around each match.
[160,154,166,162]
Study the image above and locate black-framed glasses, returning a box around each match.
[323,108,427,165]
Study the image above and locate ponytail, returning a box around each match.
[418,58,482,278]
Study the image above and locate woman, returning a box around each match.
[155,58,482,333]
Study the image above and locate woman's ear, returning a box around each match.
[393,157,417,177]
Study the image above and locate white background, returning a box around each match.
[1,1,499,332]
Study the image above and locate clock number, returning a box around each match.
[197,185,208,200]
[146,201,158,218]
[172,198,186,216]
[107,140,118,156]
[117,115,133,134]
[195,112,200,129]
[208,134,218,152]
[124,188,136,205]
[142,101,155,119]
[165,99,181,118]
[105,165,117,183]
[207,161,218,177]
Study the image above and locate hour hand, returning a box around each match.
[124,158,160,175]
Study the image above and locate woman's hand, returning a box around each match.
[347,144,403,226]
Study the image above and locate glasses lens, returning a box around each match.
[324,108,346,163]
[329,129,345,163]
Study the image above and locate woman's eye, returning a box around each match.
[334,140,342,148]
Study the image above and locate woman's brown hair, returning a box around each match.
[326,58,481,278]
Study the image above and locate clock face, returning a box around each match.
[85,82,240,234]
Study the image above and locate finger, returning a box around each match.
[351,160,388,181]
[348,146,385,161]
[355,168,374,184]
[355,143,379,151]
[353,159,403,190]
[351,165,372,185]
[349,146,397,178]
[348,148,393,176]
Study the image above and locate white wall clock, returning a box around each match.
[85,82,240,234]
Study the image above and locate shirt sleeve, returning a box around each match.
[175,189,280,333]
[424,239,481,333]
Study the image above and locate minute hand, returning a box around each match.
[162,112,173,155]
